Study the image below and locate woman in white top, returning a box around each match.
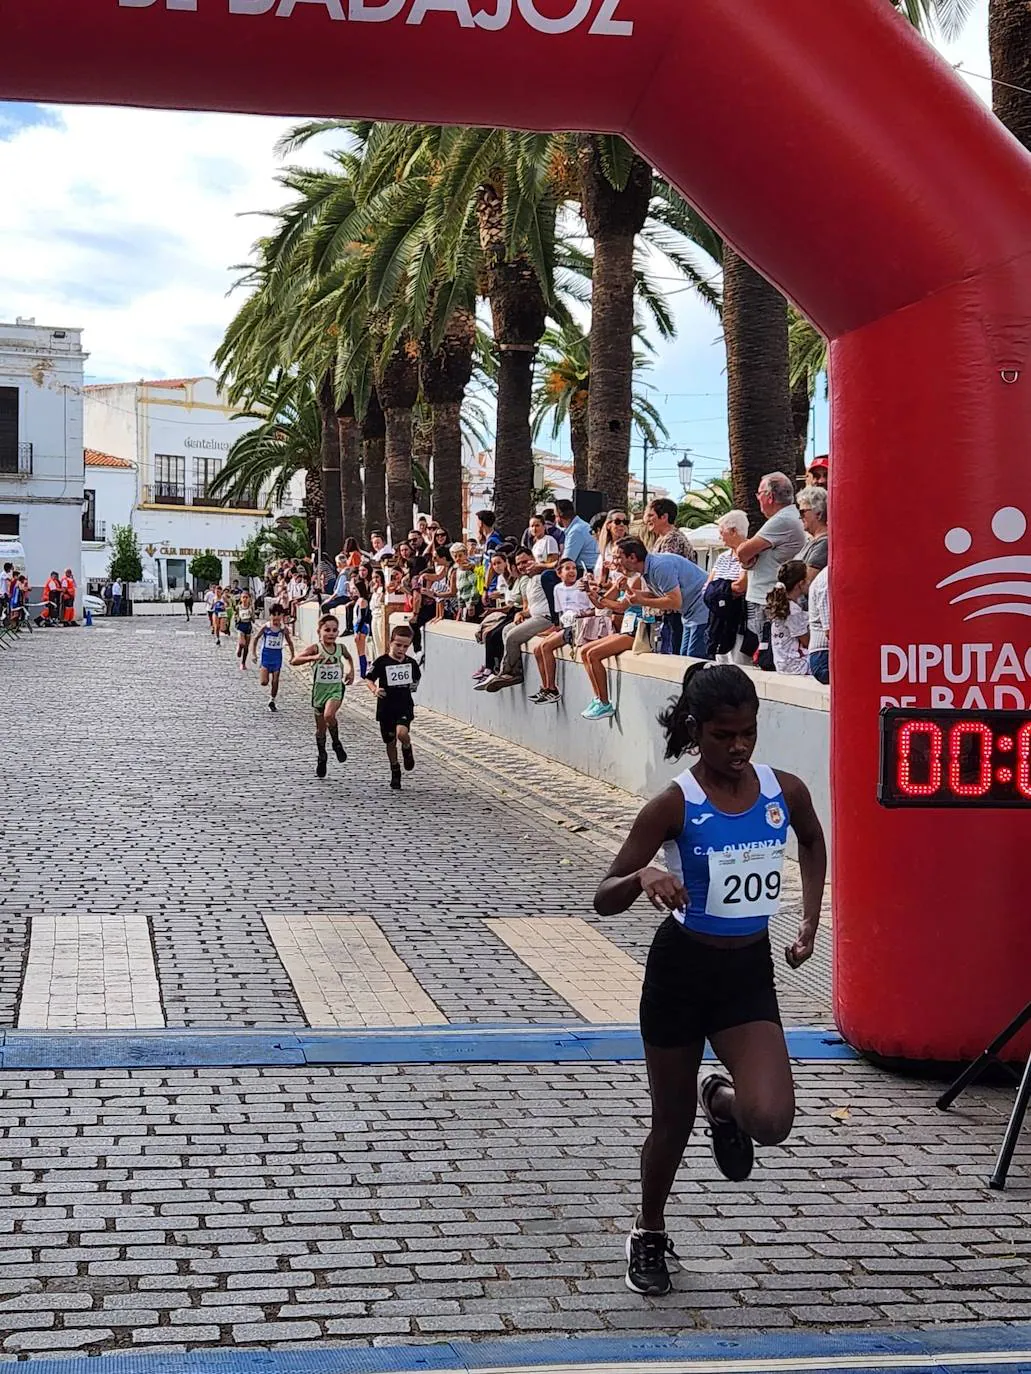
[706,510,751,666]
[765,560,811,676]
[594,510,630,585]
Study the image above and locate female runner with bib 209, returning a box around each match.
[594,663,826,1298]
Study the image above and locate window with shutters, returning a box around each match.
[0,388,18,474]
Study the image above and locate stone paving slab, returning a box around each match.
[0,622,831,1030]
[0,1059,1023,1355]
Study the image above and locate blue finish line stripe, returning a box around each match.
[8,1322,1031,1374]
[0,1024,856,1071]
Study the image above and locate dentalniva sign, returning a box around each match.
[117,0,634,35]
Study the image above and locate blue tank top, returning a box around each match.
[663,764,789,938]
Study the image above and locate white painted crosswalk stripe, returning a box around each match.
[18,914,165,1030]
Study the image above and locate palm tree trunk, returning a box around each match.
[361,389,387,546]
[570,394,590,492]
[384,406,414,546]
[586,231,635,509]
[431,401,463,536]
[318,372,343,558]
[990,0,1031,149]
[494,346,535,538]
[791,376,811,479]
[722,247,795,530]
[304,467,324,554]
[337,393,363,543]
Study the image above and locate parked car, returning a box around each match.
[82,593,106,617]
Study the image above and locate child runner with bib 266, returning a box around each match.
[290,614,355,778]
[594,663,827,1299]
[366,623,421,791]
[251,604,294,712]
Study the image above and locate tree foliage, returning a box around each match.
[189,552,223,586]
[108,524,143,584]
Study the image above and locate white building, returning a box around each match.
[84,377,271,593]
[0,318,87,598]
[81,449,137,589]
[463,448,667,531]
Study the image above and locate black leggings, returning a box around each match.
[411,601,437,654]
[483,612,515,671]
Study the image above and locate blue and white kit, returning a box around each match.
[663,764,788,938]
[258,626,285,672]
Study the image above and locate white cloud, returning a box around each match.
[0,103,297,382]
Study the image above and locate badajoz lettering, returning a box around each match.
[117,0,634,36]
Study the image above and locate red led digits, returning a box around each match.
[896,720,943,797]
[1017,722,1031,801]
[947,721,993,797]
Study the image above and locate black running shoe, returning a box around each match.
[625,1226,675,1296]
[268,699,277,712]
[316,750,328,779]
[332,740,347,763]
[390,765,402,791]
[699,1072,754,1181]
[402,744,415,772]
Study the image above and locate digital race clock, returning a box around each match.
[878,708,1031,808]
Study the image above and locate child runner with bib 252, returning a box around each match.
[251,604,294,712]
[290,614,355,778]
[594,663,827,1299]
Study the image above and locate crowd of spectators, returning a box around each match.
[260,459,831,705]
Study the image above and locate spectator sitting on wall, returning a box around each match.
[531,557,595,705]
[796,484,828,589]
[323,555,353,613]
[616,537,709,660]
[554,499,599,576]
[485,548,555,692]
[452,543,480,622]
[473,551,522,686]
[576,547,648,720]
[735,472,805,642]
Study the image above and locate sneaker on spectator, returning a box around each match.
[485,672,522,692]
[534,689,560,705]
[581,697,601,718]
[474,674,495,691]
[584,700,615,720]
[472,666,491,682]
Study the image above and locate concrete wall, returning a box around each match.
[416,623,831,849]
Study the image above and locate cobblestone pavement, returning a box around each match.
[0,619,828,1029]
[0,1061,1024,1356]
[5,621,1022,1356]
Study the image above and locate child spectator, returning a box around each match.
[765,560,811,676]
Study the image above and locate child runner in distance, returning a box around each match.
[210,586,227,647]
[291,613,354,777]
[252,604,294,711]
[765,560,811,676]
[235,590,256,672]
[367,623,421,790]
[205,585,216,636]
[594,663,826,1298]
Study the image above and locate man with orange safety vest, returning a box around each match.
[39,571,61,627]
[60,568,78,626]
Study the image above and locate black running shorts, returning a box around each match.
[640,916,781,1048]
[379,712,413,743]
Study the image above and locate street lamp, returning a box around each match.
[677,452,695,492]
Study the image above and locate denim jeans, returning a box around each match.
[681,618,710,660]
[809,649,830,685]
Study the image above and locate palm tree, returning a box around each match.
[788,310,828,477]
[578,136,654,509]
[361,388,387,544]
[377,334,420,544]
[259,515,312,563]
[421,306,475,536]
[337,392,363,544]
[533,320,669,489]
[678,476,734,530]
[206,375,323,549]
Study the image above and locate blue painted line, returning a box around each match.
[0,1024,856,1072]
[9,1323,1031,1374]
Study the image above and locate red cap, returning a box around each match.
[810,455,829,470]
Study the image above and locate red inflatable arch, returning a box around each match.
[6,0,1031,1061]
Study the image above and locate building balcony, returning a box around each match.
[82,519,106,543]
[141,483,268,513]
[0,442,33,477]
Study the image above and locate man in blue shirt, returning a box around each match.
[554,500,599,575]
[476,509,504,558]
[617,537,710,659]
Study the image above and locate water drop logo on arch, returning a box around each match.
[881,505,1031,711]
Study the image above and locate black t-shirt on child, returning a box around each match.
[368,653,421,718]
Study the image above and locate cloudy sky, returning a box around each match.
[0,3,991,491]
